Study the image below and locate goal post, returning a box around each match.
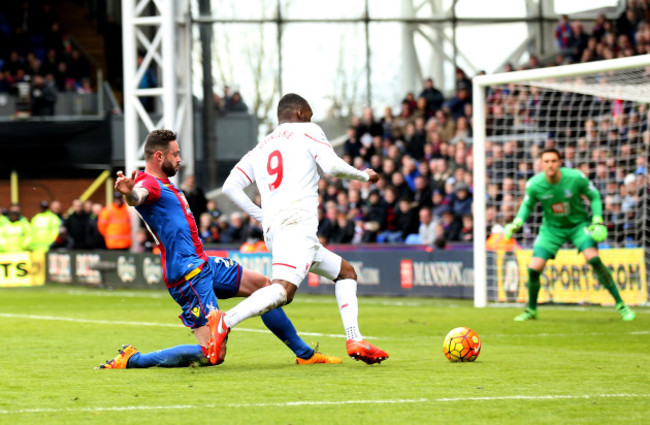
[472,54,650,308]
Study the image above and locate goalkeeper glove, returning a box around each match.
[587,216,607,242]
[504,217,523,240]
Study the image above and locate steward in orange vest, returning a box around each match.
[98,193,132,249]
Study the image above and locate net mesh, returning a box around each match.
[483,65,649,305]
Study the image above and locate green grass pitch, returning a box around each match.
[0,284,648,424]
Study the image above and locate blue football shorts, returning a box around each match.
[168,256,242,329]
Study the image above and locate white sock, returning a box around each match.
[335,279,363,341]
[224,283,287,329]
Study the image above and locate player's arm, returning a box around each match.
[582,175,603,219]
[115,170,149,207]
[222,153,264,222]
[504,182,537,239]
[581,174,607,241]
[306,131,371,182]
[304,123,371,182]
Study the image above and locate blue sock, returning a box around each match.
[261,308,314,359]
[127,344,209,368]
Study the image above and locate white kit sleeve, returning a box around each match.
[305,124,369,182]
[222,154,264,222]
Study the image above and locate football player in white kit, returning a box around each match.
[207,93,389,365]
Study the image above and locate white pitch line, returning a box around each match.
[0,313,349,339]
[62,290,443,307]
[65,290,169,299]
[1,393,648,415]
[490,330,650,338]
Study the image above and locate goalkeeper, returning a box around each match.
[504,148,635,321]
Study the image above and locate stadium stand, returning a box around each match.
[1,2,648,251]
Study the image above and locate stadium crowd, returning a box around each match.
[189,5,645,249]
[1,4,648,251]
[196,4,649,250]
[0,2,94,116]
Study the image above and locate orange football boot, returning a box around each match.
[207,310,230,365]
[98,345,139,369]
[296,351,342,365]
[346,339,389,365]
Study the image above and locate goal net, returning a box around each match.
[472,55,650,308]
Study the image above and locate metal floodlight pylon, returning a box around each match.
[121,0,193,251]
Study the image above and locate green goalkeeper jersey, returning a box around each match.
[515,167,603,229]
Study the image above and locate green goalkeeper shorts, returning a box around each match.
[532,222,597,260]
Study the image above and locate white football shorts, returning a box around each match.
[265,212,342,286]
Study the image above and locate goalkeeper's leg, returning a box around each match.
[513,269,541,321]
[514,260,543,321]
[584,248,635,321]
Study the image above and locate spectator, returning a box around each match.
[616,8,637,44]
[0,204,31,252]
[450,115,472,144]
[220,212,250,245]
[570,21,590,61]
[555,15,575,52]
[440,206,461,241]
[330,213,355,244]
[30,200,61,251]
[417,207,437,245]
[98,193,132,250]
[445,82,472,121]
[402,156,421,192]
[363,189,386,230]
[86,202,106,249]
[391,171,413,202]
[405,117,427,160]
[318,202,339,244]
[30,74,56,116]
[433,222,446,249]
[50,200,62,220]
[66,48,91,82]
[460,214,474,242]
[198,212,215,243]
[343,125,362,158]
[431,189,449,220]
[356,106,382,139]
[450,182,473,217]
[454,67,471,91]
[206,199,222,221]
[392,100,414,140]
[205,222,221,244]
[77,77,93,93]
[53,61,68,91]
[419,77,444,115]
[431,158,451,193]
[379,106,395,140]
[413,175,433,209]
[63,77,78,93]
[394,197,420,242]
[4,50,25,77]
[436,109,456,143]
[225,91,248,112]
[65,199,91,249]
[181,174,207,229]
[413,95,430,121]
[45,21,64,54]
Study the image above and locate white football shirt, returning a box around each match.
[225,122,369,226]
